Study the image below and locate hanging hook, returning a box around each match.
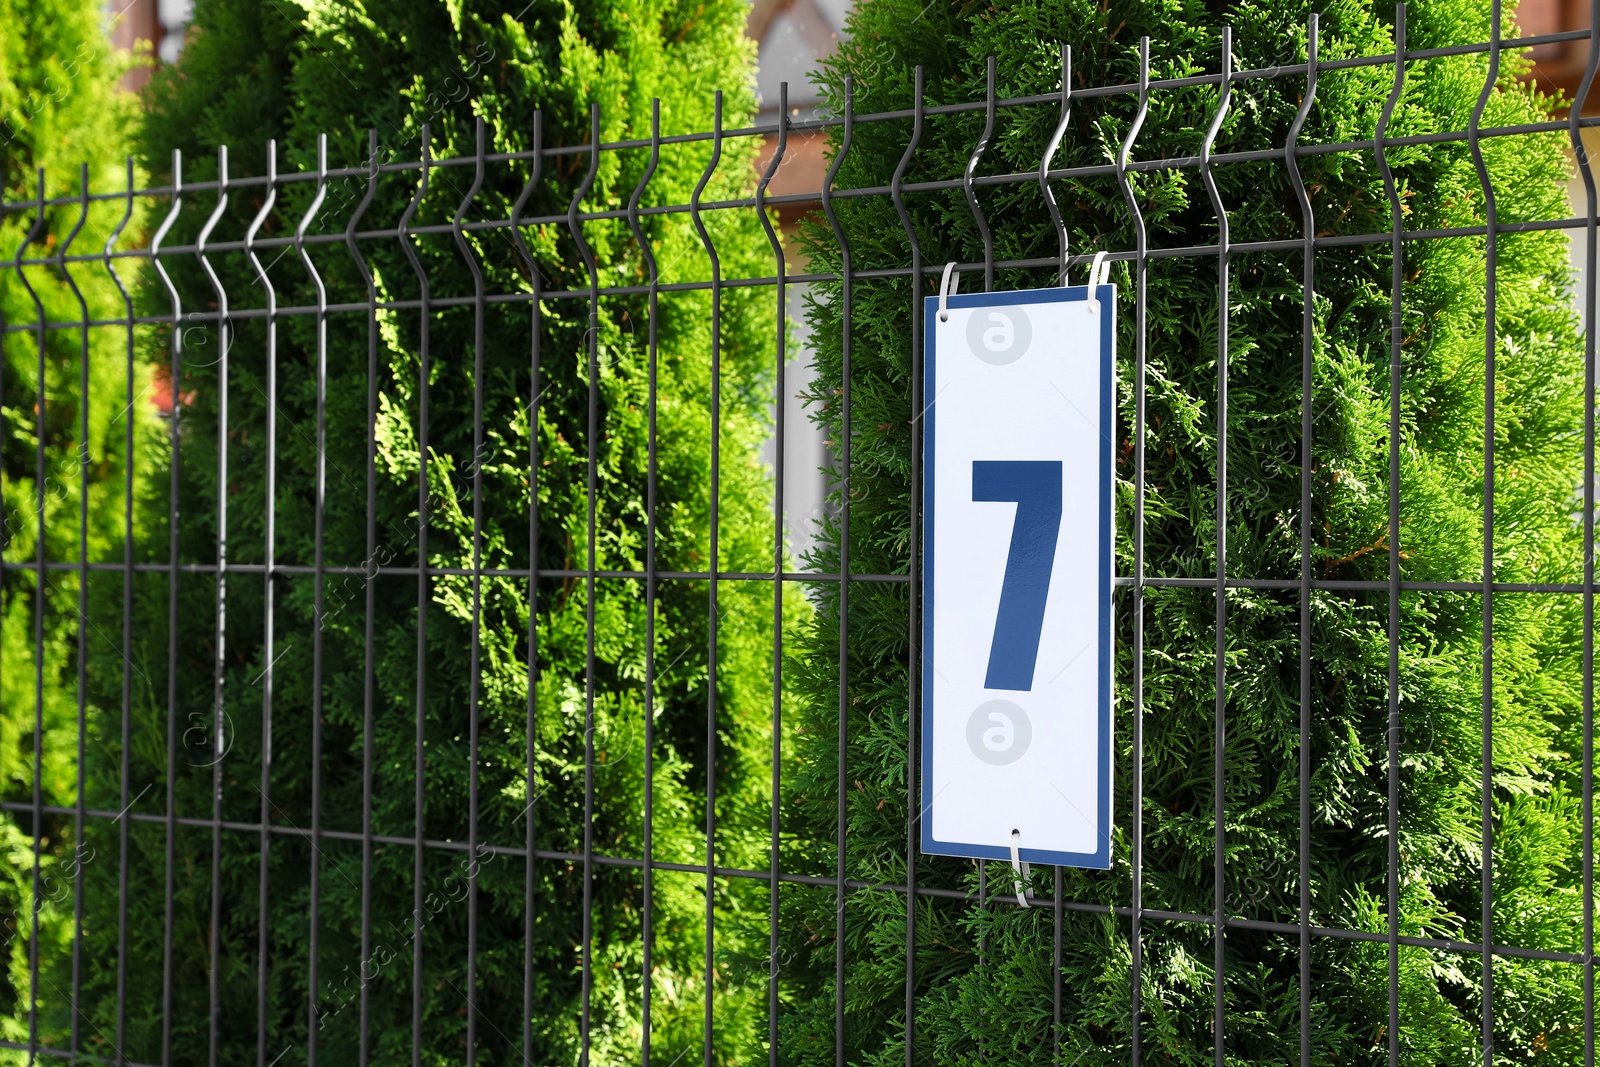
[1009,829,1032,907]
[937,261,960,322]
[1086,250,1110,314]
[1041,44,1072,286]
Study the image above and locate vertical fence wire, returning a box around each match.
[396,127,430,1067]
[892,60,929,1067]
[62,162,90,1065]
[1374,10,1407,1066]
[250,139,280,1067]
[194,147,231,1067]
[1284,16,1319,1067]
[893,63,926,1067]
[1199,31,1232,1067]
[570,102,602,1067]
[820,76,855,1067]
[453,117,488,1067]
[1040,48,1071,1065]
[54,169,86,1063]
[510,109,545,1067]
[18,166,48,1067]
[346,127,381,1067]
[622,100,660,1067]
[149,147,183,1067]
[1116,37,1152,1067]
[107,153,137,1067]
[1469,6,1503,1061]
[689,92,725,1067]
[301,133,332,1067]
[1573,8,1600,1067]
[757,82,789,1067]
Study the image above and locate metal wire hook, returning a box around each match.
[937,261,960,321]
[1085,250,1110,314]
[1009,829,1032,907]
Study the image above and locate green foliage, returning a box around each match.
[0,0,149,1059]
[780,0,1588,1063]
[3,0,790,1064]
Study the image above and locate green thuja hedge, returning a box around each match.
[0,1,148,1059]
[781,0,1588,1064]
[23,0,789,1063]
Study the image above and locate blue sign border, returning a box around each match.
[920,283,1115,870]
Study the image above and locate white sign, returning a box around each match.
[921,283,1114,870]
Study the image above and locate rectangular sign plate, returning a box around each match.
[921,283,1114,870]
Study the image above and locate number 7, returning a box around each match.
[972,460,1063,691]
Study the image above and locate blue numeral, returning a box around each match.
[972,460,1063,691]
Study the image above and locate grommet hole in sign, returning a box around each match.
[921,263,1116,875]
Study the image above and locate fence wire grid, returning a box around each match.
[0,4,1597,1067]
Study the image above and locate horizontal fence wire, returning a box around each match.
[0,797,1585,963]
[0,23,1597,212]
[0,6,1595,1067]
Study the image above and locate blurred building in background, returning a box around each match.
[1521,0,1595,105]
[749,0,847,227]
[108,0,190,89]
[1518,0,1600,324]
[746,0,848,558]
[751,0,849,123]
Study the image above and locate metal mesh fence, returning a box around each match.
[0,4,1596,1064]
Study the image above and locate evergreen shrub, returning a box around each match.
[781,0,1589,1063]
[0,1,147,1059]
[27,0,792,1062]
